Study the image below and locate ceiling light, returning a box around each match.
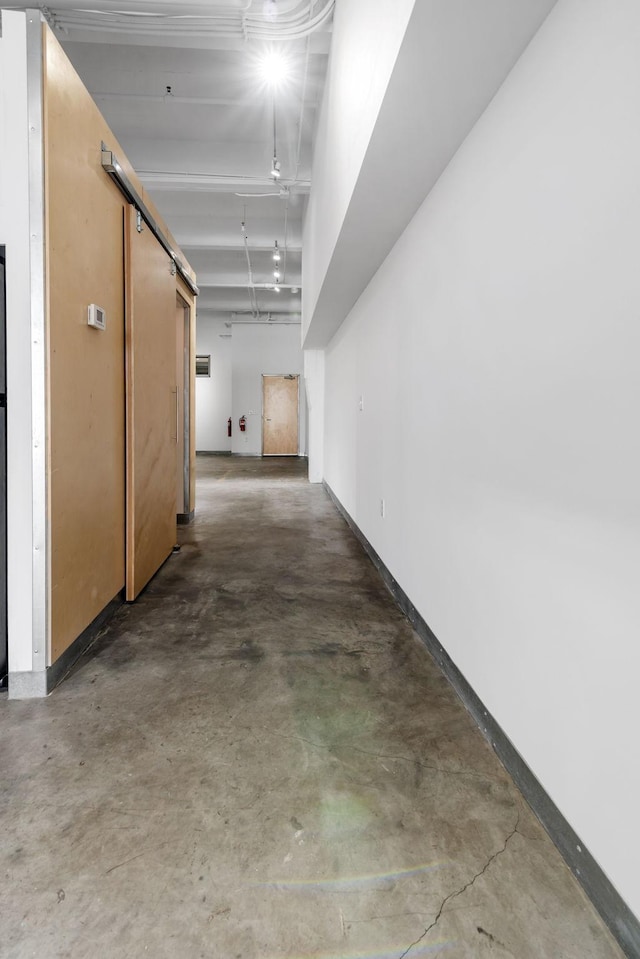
[273,269,281,281]
[273,284,281,293]
[258,49,290,88]
[273,241,281,262]
[271,156,281,179]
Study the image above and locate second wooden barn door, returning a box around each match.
[125,207,177,600]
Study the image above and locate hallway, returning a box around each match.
[0,457,623,958]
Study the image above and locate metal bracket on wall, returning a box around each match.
[100,144,199,297]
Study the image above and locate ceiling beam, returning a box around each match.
[139,172,310,194]
[180,242,302,253]
[93,92,319,110]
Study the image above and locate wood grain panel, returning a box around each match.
[43,25,197,656]
[176,297,186,514]
[125,206,178,600]
[263,375,299,455]
[177,277,196,515]
[44,29,127,660]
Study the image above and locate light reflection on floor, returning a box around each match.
[265,942,455,959]
[254,861,449,891]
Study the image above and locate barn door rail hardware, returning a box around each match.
[101,144,199,297]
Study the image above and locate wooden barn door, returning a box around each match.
[124,207,177,600]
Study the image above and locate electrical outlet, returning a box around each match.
[380,498,385,518]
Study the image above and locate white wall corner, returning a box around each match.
[1,10,48,688]
[303,349,325,483]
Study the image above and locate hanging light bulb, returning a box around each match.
[273,284,281,293]
[273,241,281,262]
[273,268,281,281]
[271,156,281,179]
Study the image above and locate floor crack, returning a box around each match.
[398,812,520,959]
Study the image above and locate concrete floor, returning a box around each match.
[0,455,625,959]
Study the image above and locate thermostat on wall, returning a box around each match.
[88,304,106,330]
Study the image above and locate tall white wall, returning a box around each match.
[322,0,640,919]
[195,314,232,452]
[302,0,415,337]
[0,11,35,675]
[303,349,324,483]
[231,323,306,456]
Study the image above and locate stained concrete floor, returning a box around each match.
[0,455,626,959]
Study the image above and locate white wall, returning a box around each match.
[302,0,415,338]
[302,0,558,349]
[303,349,324,483]
[322,0,640,919]
[231,323,306,456]
[0,11,36,676]
[195,314,232,452]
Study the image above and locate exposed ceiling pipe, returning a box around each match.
[282,196,290,286]
[230,311,301,324]
[241,219,260,318]
[293,31,312,185]
[39,0,335,40]
[137,171,309,194]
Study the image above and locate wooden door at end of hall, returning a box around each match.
[262,374,299,456]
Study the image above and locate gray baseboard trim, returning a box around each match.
[8,593,123,699]
[177,510,195,526]
[196,450,231,456]
[323,481,640,959]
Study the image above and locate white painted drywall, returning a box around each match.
[231,323,306,457]
[302,0,558,348]
[0,11,35,675]
[195,314,232,452]
[302,0,415,339]
[322,0,640,919]
[303,349,324,483]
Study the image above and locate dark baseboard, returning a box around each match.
[196,450,231,456]
[46,593,124,693]
[323,481,640,959]
[177,510,195,526]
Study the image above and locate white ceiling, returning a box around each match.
[4,1,559,331]
[11,0,334,322]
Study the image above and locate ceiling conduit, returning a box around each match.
[38,0,335,41]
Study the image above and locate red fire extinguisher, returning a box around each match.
[227,417,232,437]
[239,415,247,432]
